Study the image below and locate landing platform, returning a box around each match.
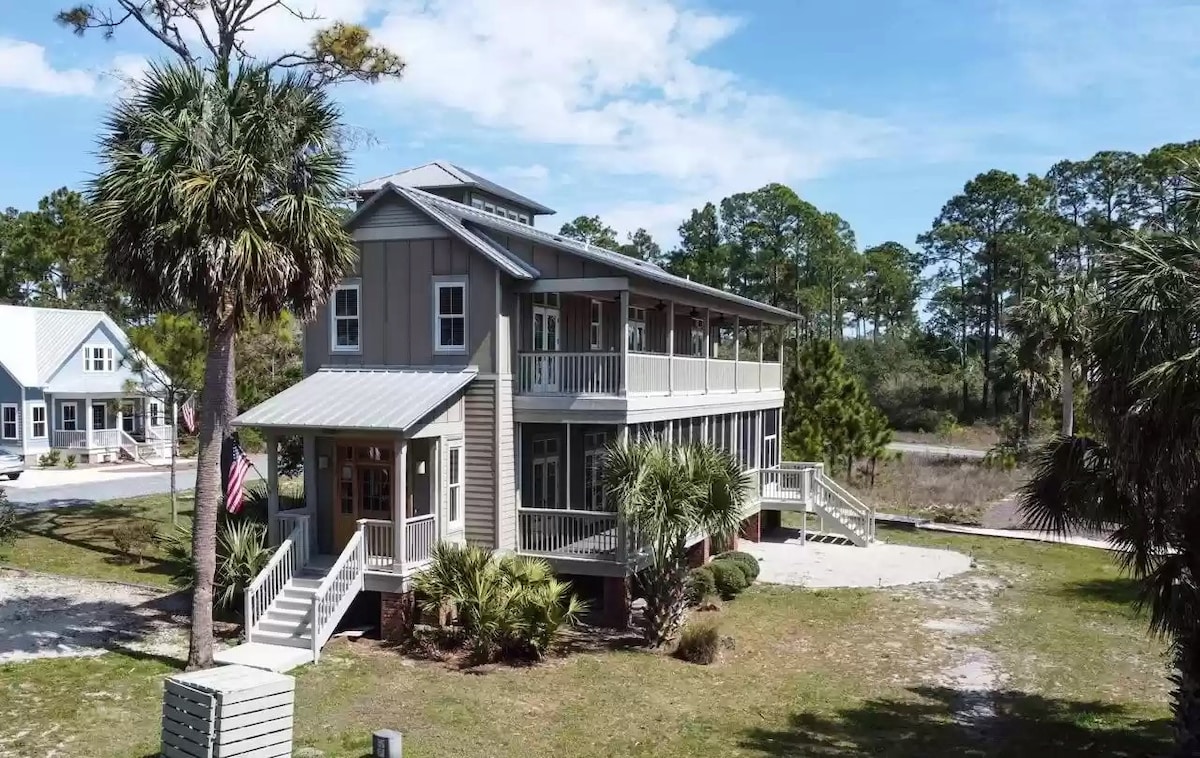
[214,642,311,673]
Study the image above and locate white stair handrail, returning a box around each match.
[813,471,875,542]
[309,530,366,662]
[244,517,309,643]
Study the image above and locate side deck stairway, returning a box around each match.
[759,462,876,546]
[215,517,366,673]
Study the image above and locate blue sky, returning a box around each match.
[1,0,1199,250]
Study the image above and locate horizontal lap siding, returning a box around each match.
[496,376,516,550]
[464,379,496,547]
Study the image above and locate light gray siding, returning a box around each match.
[306,238,498,374]
[463,378,496,547]
[356,195,444,231]
[495,376,516,550]
[44,322,142,394]
[0,368,23,453]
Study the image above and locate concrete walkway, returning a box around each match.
[743,529,973,588]
[917,521,1116,550]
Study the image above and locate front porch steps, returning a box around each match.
[217,555,341,673]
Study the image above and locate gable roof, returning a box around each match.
[0,304,146,387]
[400,187,801,322]
[342,184,539,280]
[351,160,556,215]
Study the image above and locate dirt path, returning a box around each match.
[0,568,188,663]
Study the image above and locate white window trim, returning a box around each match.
[0,404,17,440]
[447,443,464,530]
[61,403,77,431]
[433,276,469,354]
[30,403,46,440]
[82,345,115,373]
[149,400,162,427]
[330,281,362,354]
[589,299,603,351]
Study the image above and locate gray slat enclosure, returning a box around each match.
[161,665,295,758]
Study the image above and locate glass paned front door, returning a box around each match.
[531,437,560,509]
[532,301,561,392]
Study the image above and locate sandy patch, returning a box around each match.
[0,568,188,663]
[742,533,973,588]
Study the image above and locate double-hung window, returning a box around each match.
[627,306,647,352]
[435,278,468,353]
[589,300,603,350]
[30,404,46,439]
[331,282,361,353]
[83,346,114,372]
[447,445,463,529]
[1,405,16,440]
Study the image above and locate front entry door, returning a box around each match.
[531,295,561,392]
[333,442,394,550]
[530,437,560,509]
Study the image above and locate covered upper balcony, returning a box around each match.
[513,284,785,406]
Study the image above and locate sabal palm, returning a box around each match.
[603,438,747,646]
[91,62,356,668]
[1021,173,1200,756]
[1009,272,1094,435]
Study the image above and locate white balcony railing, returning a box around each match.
[405,514,437,566]
[358,518,393,569]
[516,352,782,397]
[50,429,123,449]
[517,508,623,560]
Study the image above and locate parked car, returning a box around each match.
[0,447,23,480]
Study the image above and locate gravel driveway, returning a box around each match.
[0,568,189,663]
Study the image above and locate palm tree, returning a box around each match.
[1009,272,1095,436]
[603,437,747,646]
[91,62,356,668]
[1021,174,1200,755]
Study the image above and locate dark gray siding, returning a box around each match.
[464,379,496,547]
[0,368,22,453]
[306,238,498,373]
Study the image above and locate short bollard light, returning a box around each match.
[373,728,403,758]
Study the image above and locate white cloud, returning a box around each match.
[368,0,900,196]
[0,38,97,96]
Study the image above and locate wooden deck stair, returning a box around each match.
[759,464,876,546]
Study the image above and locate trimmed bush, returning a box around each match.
[674,617,721,664]
[0,489,16,556]
[714,550,760,581]
[709,559,748,599]
[111,521,159,564]
[686,566,716,605]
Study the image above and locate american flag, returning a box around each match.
[180,395,196,434]
[223,436,252,514]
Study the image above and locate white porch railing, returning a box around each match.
[52,430,88,449]
[358,518,393,569]
[516,352,622,395]
[762,362,783,390]
[517,508,624,560]
[272,511,312,550]
[627,354,670,395]
[814,469,876,543]
[673,356,706,393]
[245,514,309,644]
[310,532,365,662]
[759,462,875,545]
[92,429,121,449]
[405,514,437,567]
[736,361,761,390]
[707,360,737,392]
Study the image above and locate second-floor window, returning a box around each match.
[589,300,603,350]
[331,282,360,353]
[83,346,115,372]
[435,278,468,353]
[627,306,646,352]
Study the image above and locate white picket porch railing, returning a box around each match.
[516,351,783,397]
[405,514,437,567]
[358,518,393,569]
[244,514,310,644]
[516,352,622,395]
[310,532,365,663]
[517,508,624,560]
[51,430,88,449]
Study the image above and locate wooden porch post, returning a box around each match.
[265,431,279,544]
[619,290,630,396]
[703,307,711,393]
[733,315,741,391]
[394,438,408,572]
[667,300,675,394]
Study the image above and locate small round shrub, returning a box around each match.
[714,550,760,581]
[686,566,716,605]
[674,617,721,664]
[708,559,748,599]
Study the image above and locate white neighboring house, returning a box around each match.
[0,304,176,465]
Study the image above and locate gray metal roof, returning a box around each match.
[0,304,142,386]
[233,367,477,433]
[350,160,556,215]
[405,188,801,322]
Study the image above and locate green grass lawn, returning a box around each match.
[0,521,1173,758]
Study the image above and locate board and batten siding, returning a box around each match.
[306,238,497,374]
[463,378,497,547]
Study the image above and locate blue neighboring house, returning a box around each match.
[0,304,176,465]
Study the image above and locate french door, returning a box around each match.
[582,432,608,511]
[531,294,561,392]
[530,437,560,509]
[334,442,394,550]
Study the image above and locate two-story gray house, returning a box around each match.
[228,161,875,671]
[0,304,176,467]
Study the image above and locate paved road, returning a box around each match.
[4,455,267,511]
[887,442,987,459]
